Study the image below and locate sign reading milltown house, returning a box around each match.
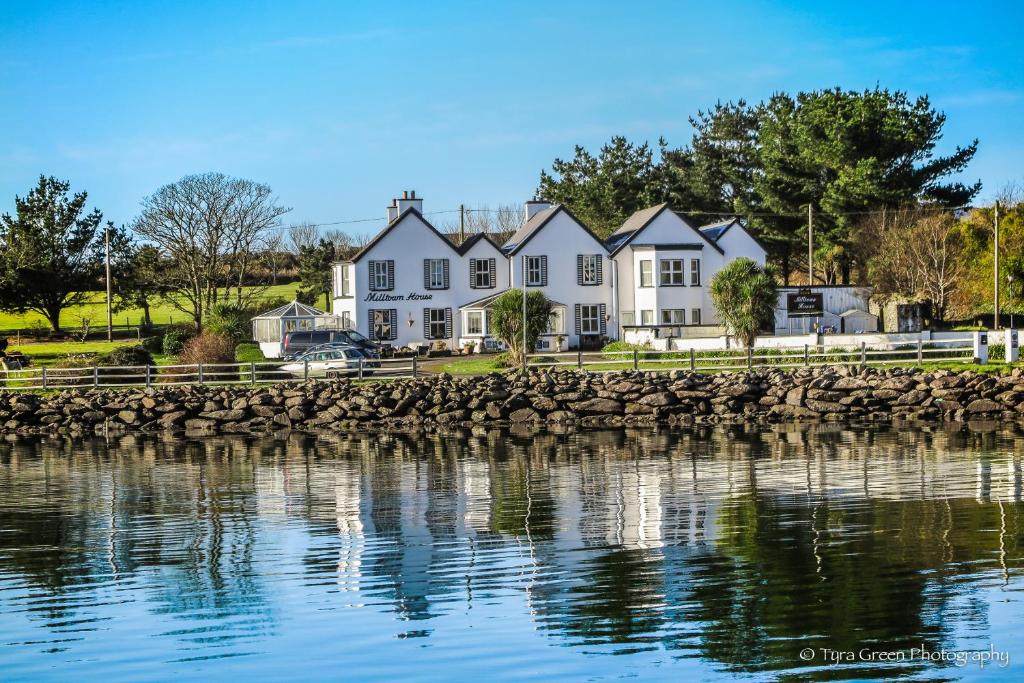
[787,289,823,317]
[364,292,434,302]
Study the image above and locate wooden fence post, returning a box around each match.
[860,342,866,369]
[633,348,639,370]
[145,365,151,387]
[577,350,583,369]
[412,355,418,378]
[746,347,753,369]
[93,366,99,387]
[358,357,364,380]
[250,362,256,385]
[690,348,696,371]
[917,340,923,364]
[303,359,309,381]
[198,363,204,384]
[804,344,809,366]
[41,367,47,390]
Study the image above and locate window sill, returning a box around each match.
[658,283,686,287]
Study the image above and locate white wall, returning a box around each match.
[509,210,614,348]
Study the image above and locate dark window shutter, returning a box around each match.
[469,260,478,289]
[541,256,548,286]
[599,304,607,335]
[369,261,377,291]
[390,309,398,340]
[423,308,430,339]
[596,255,603,285]
[574,304,581,335]
[423,259,430,289]
[488,258,496,288]
[386,261,395,291]
[577,254,584,285]
[368,308,377,339]
[445,308,452,339]
[443,259,450,289]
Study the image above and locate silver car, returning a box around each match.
[279,347,376,379]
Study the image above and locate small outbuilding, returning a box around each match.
[839,308,879,334]
[251,300,341,358]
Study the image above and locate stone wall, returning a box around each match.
[3,366,1023,436]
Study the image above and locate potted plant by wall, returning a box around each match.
[554,334,566,352]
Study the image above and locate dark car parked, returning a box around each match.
[282,329,380,358]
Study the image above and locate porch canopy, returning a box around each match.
[459,290,566,340]
[250,300,341,344]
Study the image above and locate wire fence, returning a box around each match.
[525,337,981,372]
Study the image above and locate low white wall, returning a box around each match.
[623,329,1005,353]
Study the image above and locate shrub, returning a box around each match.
[206,303,253,342]
[98,345,155,367]
[45,346,155,386]
[162,324,196,355]
[169,333,238,382]
[140,335,163,354]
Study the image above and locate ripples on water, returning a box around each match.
[1,424,1024,681]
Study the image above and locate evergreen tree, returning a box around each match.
[296,239,336,309]
[0,176,108,332]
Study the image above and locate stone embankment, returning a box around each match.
[3,366,1024,436]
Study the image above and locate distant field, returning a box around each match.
[0,283,311,333]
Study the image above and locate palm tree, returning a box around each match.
[709,258,778,347]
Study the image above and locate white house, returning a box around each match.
[332,191,769,351]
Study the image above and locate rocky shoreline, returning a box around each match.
[3,366,1023,436]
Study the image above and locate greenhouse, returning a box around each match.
[250,300,342,358]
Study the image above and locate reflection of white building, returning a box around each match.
[332,191,767,351]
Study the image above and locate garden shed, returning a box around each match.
[251,301,341,358]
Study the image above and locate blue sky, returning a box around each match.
[1,0,1022,235]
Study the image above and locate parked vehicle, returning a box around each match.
[282,329,380,358]
[279,346,381,378]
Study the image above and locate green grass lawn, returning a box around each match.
[0,283,307,333]
[439,355,507,375]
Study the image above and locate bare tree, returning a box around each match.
[261,231,288,285]
[867,207,964,321]
[437,203,523,244]
[132,172,290,330]
[287,222,320,254]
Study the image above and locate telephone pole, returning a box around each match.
[807,204,814,285]
[105,227,113,342]
[995,200,1001,328]
[459,204,466,245]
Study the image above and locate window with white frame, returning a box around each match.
[465,311,483,335]
[340,311,352,329]
[339,265,351,297]
[525,256,545,286]
[370,260,392,291]
[660,259,684,286]
[580,254,598,284]
[426,308,450,339]
[621,311,635,326]
[691,308,702,325]
[427,259,447,289]
[661,309,685,325]
[690,259,701,286]
[580,304,600,334]
[546,308,564,334]
[641,309,654,326]
[470,259,493,288]
[639,260,653,287]
[370,309,394,341]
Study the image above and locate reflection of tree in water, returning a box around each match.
[0,437,275,645]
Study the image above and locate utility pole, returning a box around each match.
[807,204,814,285]
[995,200,1001,328]
[459,204,465,245]
[105,226,113,342]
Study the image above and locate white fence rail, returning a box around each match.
[1,356,421,391]
[526,336,980,372]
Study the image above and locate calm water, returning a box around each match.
[2,426,1024,682]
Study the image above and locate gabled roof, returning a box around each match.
[502,204,608,256]
[252,300,329,320]
[698,218,737,242]
[607,203,724,256]
[460,289,566,310]
[697,216,770,255]
[455,231,504,256]
[347,207,459,263]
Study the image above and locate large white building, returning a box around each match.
[332,191,767,351]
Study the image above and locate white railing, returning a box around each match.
[0,356,421,391]
[526,336,979,372]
